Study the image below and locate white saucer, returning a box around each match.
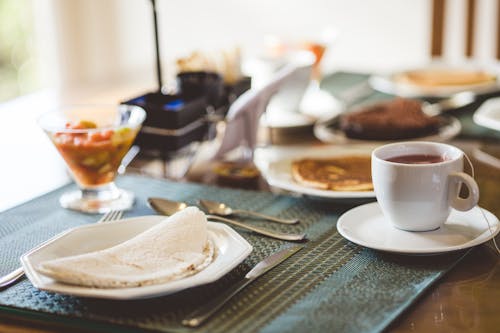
[473,97,500,132]
[337,202,499,255]
[299,85,343,121]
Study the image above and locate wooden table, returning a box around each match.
[1,84,499,332]
[385,141,500,332]
[2,136,498,333]
[143,134,500,333]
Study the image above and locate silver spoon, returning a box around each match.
[199,199,299,225]
[118,145,140,175]
[147,198,306,242]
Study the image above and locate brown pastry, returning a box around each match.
[340,98,441,140]
[394,69,496,87]
[291,156,372,191]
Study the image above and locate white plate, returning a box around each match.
[21,216,253,299]
[337,202,500,255]
[473,97,500,131]
[369,63,500,98]
[254,144,376,200]
[261,86,343,130]
[314,115,461,145]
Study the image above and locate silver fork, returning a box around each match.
[0,210,124,289]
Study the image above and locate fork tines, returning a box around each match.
[98,210,124,223]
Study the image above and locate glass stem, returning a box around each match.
[81,183,121,201]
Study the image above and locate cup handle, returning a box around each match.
[448,172,479,211]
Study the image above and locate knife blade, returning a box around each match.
[182,245,304,327]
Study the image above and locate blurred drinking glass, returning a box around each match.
[38,104,146,213]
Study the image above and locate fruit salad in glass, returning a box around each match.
[38,105,146,213]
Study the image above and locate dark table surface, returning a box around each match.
[1,72,499,332]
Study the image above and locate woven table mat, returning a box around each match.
[0,175,466,333]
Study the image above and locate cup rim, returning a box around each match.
[38,104,146,133]
[372,141,463,167]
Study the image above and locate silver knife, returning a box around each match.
[182,245,304,327]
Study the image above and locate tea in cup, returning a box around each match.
[371,141,479,231]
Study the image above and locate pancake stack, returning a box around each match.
[291,155,373,191]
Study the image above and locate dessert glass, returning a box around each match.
[38,105,146,213]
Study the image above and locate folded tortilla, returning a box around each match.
[36,207,214,288]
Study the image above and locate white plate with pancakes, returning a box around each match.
[369,62,500,98]
[21,216,253,299]
[254,144,377,201]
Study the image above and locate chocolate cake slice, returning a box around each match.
[340,98,441,140]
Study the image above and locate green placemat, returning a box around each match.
[0,175,467,333]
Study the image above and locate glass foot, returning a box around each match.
[59,187,134,214]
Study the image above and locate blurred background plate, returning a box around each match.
[313,115,461,145]
[473,97,500,131]
[369,62,500,98]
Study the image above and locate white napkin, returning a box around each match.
[36,207,214,288]
[214,51,314,159]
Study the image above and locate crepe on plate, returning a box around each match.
[36,207,214,288]
[291,156,373,191]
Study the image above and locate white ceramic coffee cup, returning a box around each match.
[371,141,479,231]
